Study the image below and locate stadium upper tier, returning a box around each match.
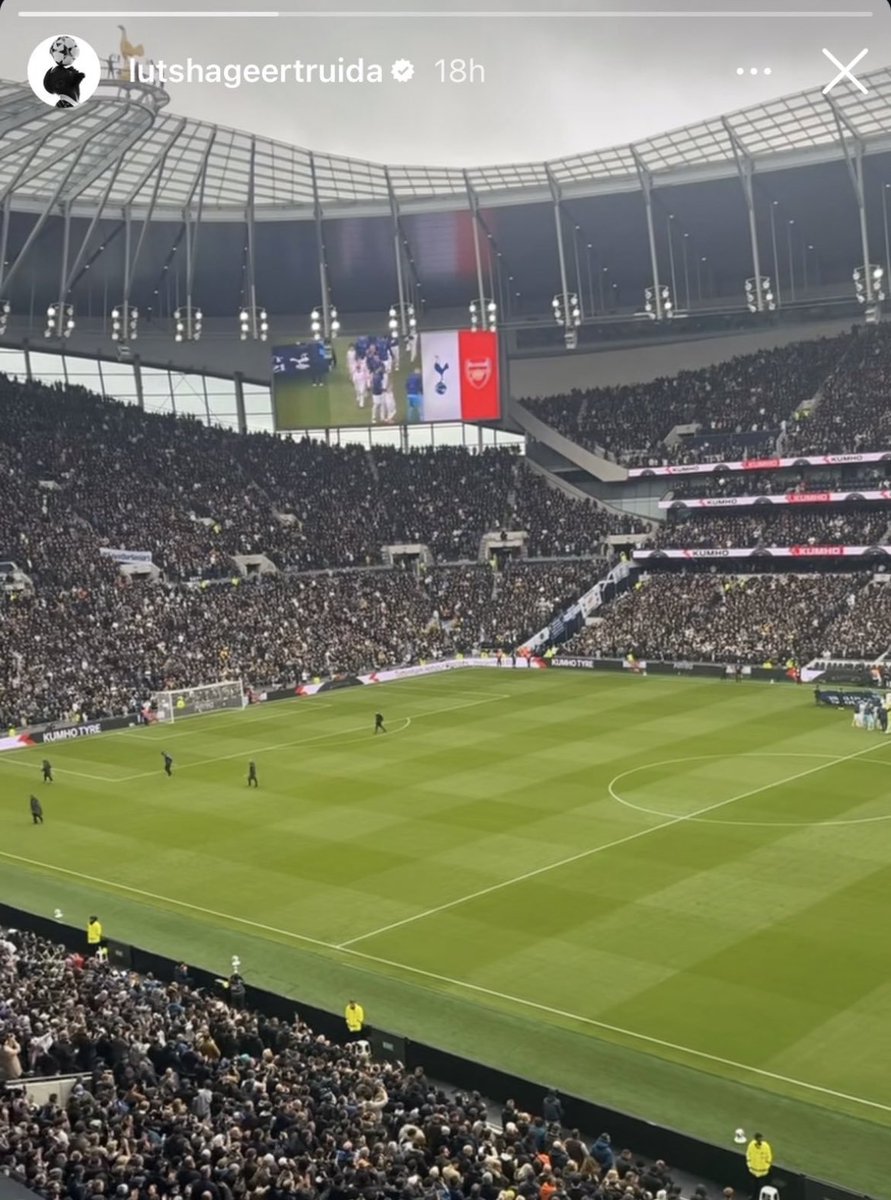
[524,323,891,467]
[2,67,891,216]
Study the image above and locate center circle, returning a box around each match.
[608,752,891,828]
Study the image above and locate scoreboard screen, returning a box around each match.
[271,330,500,430]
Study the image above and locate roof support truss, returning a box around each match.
[631,146,663,319]
[723,118,765,311]
[0,141,90,295]
[826,95,875,300]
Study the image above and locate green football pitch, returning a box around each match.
[2,670,891,1195]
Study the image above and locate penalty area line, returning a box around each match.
[0,846,889,1119]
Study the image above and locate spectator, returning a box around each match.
[0,557,607,728]
[565,573,859,666]
[524,330,859,466]
[0,926,674,1200]
[0,374,631,584]
[0,1032,22,1081]
[592,1133,615,1172]
[786,325,891,456]
[542,1089,564,1125]
[653,507,889,550]
[669,463,891,500]
[818,582,891,659]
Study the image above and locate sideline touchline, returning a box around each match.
[1,824,890,1118]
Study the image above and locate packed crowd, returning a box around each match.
[818,582,891,660]
[666,437,776,466]
[785,324,891,456]
[0,377,629,587]
[0,927,709,1200]
[653,508,891,550]
[371,447,515,561]
[510,475,644,557]
[523,330,857,466]
[565,574,863,664]
[5,324,890,727]
[0,559,603,729]
[668,464,891,500]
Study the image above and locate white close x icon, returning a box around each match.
[822,48,869,95]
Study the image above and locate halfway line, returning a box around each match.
[338,737,890,946]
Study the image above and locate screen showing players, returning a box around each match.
[271,330,500,429]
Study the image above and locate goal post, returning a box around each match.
[150,679,246,723]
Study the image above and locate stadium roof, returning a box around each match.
[2,66,891,218]
[2,67,891,321]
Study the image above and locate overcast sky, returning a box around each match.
[1,0,889,165]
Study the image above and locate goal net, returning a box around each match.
[150,679,245,723]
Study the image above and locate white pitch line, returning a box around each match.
[0,848,339,952]
[0,691,501,786]
[111,700,337,741]
[116,691,503,780]
[0,758,127,784]
[1,844,889,1117]
[343,944,891,1116]
[608,750,891,828]
[338,737,891,947]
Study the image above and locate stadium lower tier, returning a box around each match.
[565,572,891,664]
[7,561,890,730]
[0,925,678,1200]
[0,560,597,729]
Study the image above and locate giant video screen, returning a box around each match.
[271,329,500,431]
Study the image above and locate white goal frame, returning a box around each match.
[150,679,246,723]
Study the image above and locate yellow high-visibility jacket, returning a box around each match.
[746,1139,773,1178]
[345,1003,365,1032]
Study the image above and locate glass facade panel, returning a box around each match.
[431,423,464,446]
[27,352,68,381]
[5,349,522,452]
[176,392,212,417]
[242,388,272,414]
[0,349,27,378]
[406,424,433,449]
[140,368,174,394]
[245,412,275,433]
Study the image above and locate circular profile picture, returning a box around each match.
[27,34,101,109]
